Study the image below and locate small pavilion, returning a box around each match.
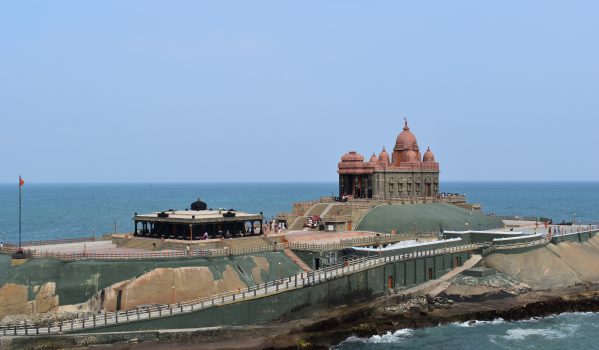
[133,209,264,240]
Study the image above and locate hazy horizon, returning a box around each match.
[2,1,598,183]
[1,180,598,185]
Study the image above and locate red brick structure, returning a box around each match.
[338,119,440,199]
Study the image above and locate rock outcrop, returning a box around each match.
[483,236,599,290]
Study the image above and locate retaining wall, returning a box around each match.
[69,250,471,333]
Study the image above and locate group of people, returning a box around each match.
[262,220,286,235]
[304,215,321,228]
[338,195,353,202]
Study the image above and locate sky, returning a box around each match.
[0,1,598,183]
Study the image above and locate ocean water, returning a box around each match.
[336,313,599,350]
[0,181,598,243]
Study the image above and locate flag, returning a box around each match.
[19,176,24,187]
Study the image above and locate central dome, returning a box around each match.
[395,119,419,151]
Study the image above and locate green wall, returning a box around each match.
[0,252,301,305]
[70,251,471,333]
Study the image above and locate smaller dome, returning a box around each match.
[378,147,390,164]
[423,147,436,163]
[191,198,207,211]
[369,153,378,163]
[405,149,418,163]
[341,151,364,162]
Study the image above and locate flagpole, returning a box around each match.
[19,175,22,250]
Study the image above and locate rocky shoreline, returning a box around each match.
[294,286,599,349]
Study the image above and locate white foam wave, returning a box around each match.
[342,328,414,344]
[503,328,569,340]
[452,318,505,327]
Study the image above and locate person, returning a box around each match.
[152,242,156,251]
[186,244,190,256]
[0,242,3,251]
[202,231,209,240]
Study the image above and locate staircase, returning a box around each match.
[288,203,331,231]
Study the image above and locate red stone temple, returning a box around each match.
[338,119,440,199]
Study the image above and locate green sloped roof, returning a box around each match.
[355,203,504,234]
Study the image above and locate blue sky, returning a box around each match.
[1,1,597,183]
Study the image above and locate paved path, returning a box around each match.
[400,254,482,296]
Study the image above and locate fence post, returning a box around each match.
[93,314,96,327]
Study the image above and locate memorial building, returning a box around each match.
[338,119,440,199]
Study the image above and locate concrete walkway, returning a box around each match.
[283,248,312,272]
[400,254,482,297]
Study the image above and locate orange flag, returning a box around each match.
[19,176,24,187]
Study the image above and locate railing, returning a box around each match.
[0,243,480,336]
[288,233,438,252]
[493,215,546,222]
[3,236,98,248]
[2,245,280,261]
[550,227,599,243]
[482,238,549,256]
[481,227,599,256]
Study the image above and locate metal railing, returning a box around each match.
[481,227,599,256]
[482,238,549,256]
[3,236,98,248]
[0,245,280,261]
[0,243,480,336]
[288,233,438,252]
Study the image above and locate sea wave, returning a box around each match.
[342,328,414,344]
[452,318,505,327]
[502,327,573,340]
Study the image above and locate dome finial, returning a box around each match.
[403,117,409,130]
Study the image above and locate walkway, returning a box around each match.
[400,254,482,297]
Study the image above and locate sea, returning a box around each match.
[0,181,598,349]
